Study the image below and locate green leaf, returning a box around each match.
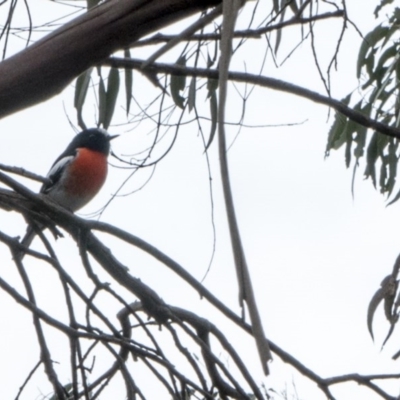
[381,22,399,48]
[170,56,186,109]
[357,25,389,78]
[326,95,352,155]
[188,77,196,113]
[353,102,371,160]
[344,126,353,168]
[103,67,120,130]
[353,130,367,160]
[331,116,350,150]
[367,275,393,340]
[74,68,92,109]
[377,130,390,157]
[395,50,400,84]
[274,0,287,55]
[74,67,93,129]
[124,49,133,115]
[287,0,299,14]
[340,104,364,168]
[87,0,101,9]
[374,0,394,18]
[387,185,400,206]
[207,77,219,98]
[364,49,376,78]
[386,140,398,195]
[98,70,106,128]
[205,90,218,150]
[364,132,379,187]
[374,46,396,77]
[379,154,388,193]
[272,0,280,13]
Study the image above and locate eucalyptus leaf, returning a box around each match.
[98,72,106,127]
[364,132,379,187]
[171,55,187,109]
[124,49,133,115]
[87,0,101,9]
[326,94,352,154]
[205,90,218,150]
[103,67,120,129]
[188,77,196,113]
[357,25,389,78]
[74,67,93,129]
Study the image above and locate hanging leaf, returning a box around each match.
[381,23,399,49]
[287,0,299,15]
[170,56,186,109]
[325,94,352,155]
[188,77,196,113]
[387,185,400,206]
[98,70,106,127]
[357,25,389,78]
[74,67,93,130]
[374,0,394,18]
[353,102,372,160]
[74,68,92,110]
[87,0,101,9]
[124,49,133,115]
[274,1,286,55]
[338,7,400,205]
[205,90,218,151]
[325,113,348,154]
[367,275,396,340]
[386,140,398,196]
[344,127,353,168]
[380,155,388,193]
[103,67,120,130]
[272,0,280,13]
[339,102,364,167]
[207,77,219,99]
[364,132,379,187]
[364,49,376,78]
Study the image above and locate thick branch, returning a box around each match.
[0,0,220,119]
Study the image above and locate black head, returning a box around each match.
[66,128,118,155]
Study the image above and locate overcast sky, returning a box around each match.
[0,1,399,399]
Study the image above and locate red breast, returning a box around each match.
[65,148,108,198]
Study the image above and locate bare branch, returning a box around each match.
[131,10,344,47]
[104,57,400,140]
[0,171,398,399]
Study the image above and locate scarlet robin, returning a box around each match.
[21,128,118,249]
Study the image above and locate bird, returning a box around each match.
[20,127,118,250]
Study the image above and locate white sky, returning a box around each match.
[0,1,399,399]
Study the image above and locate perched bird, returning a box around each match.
[21,128,118,249]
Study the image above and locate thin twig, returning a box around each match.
[103,57,400,140]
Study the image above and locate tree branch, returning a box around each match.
[131,10,344,47]
[103,57,400,140]
[0,172,398,399]
[0,0,221,119]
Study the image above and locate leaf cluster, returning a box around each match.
[326,4,400,203]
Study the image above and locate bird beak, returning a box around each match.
[108,134,119,141]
